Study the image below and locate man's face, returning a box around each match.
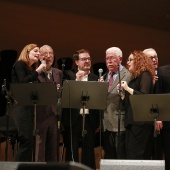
[144,50,158,69]
[75,52,91,71]
[40,47,54,69]
[105,51,122,73]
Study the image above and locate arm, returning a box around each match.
[13,61,38,83]
[121,72,153,95]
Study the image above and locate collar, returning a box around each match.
[109,64,123,75]
[46,68,52,74]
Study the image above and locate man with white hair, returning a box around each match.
[102,47,131,159]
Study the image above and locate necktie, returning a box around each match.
[108,72,114,90]
[48,72,52,81]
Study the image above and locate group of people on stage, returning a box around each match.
[10,43,170,170]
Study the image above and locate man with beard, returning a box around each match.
[61,49,99,169]
[36,45,62,161]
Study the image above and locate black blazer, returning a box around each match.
[61,68,100,130]
[157,65,170,129]
[11,60,38,83]
[124,71,153,127]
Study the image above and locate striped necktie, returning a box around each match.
[108,72,114,90]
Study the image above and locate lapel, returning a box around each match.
[38,72,49,82]
[52,67,61,84]
[108,67,127,93]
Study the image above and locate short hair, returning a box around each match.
[73,49,90,61]
[40,45,53,53]
[106,47,123,57]
[143,48,158,57]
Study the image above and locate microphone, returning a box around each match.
[98,68,103,79]
[41,60,46,73]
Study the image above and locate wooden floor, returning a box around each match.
[0,141,104,169]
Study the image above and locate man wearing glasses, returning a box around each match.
[61,49,99,169]
[36,45,62,162]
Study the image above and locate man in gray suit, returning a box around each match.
[102,47,130,159]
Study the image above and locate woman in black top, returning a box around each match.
[11,44,46,161]
[118,50,155,159]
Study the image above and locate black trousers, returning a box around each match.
[12,106,34,162]
[126,124,153,160]
[152,127,170,170]
[103,130,126,159]
[63,115,96,169]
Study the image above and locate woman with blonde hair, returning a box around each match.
[118,50,155,159]
[11,43,46,161]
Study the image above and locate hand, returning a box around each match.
[121,81,128,91]
[117,83,125,99]
[156,121,163,131]
[56,84,60,90]
[76,70,85,81]
[98,76,104,82]
[153,75,158,85]
[36,62,46,74]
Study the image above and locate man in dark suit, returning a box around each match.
[61,49,99,169]
[36,45,62,161]
[143,48,162,160]
[157,65,170,170]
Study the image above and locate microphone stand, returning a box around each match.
[56,58,65,161]
[117,65,124,159]
[1,79,16,161]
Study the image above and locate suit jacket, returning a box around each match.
[61,68,100,130]
[103,66,131,132]
[36,67,62,120]
[157,65,170,129]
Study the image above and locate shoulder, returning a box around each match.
[140,71,152,80]
[121,66,130,75]
[141,71,151,76]
[13,60,28,71]
[14,60,26,67]
[88,73,98,81]
[158,65,170,72]
[63,69,77,80]
[52,67,62,73]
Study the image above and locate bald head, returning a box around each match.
[40,45,54,70]
[143,48,158,69]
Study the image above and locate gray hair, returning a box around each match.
[106,47,123,57]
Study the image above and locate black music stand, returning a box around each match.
[10,82,58,161]
[130,94,170,136]
[61,80,108,164]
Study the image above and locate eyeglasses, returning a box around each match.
[127,58,134,62]
[105,56,118,61]
[41,52,54,58]
[149,55,158,60]
[78,57,91,62]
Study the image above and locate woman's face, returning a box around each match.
[127,54,134,72]
[28,47,40,64]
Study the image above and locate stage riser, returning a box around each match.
[0,162,91,170]
[0,162,45,170]
[100,159,165,170]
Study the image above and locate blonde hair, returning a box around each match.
[18,43,39,69]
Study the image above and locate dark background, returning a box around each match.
[0,0,170,116]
